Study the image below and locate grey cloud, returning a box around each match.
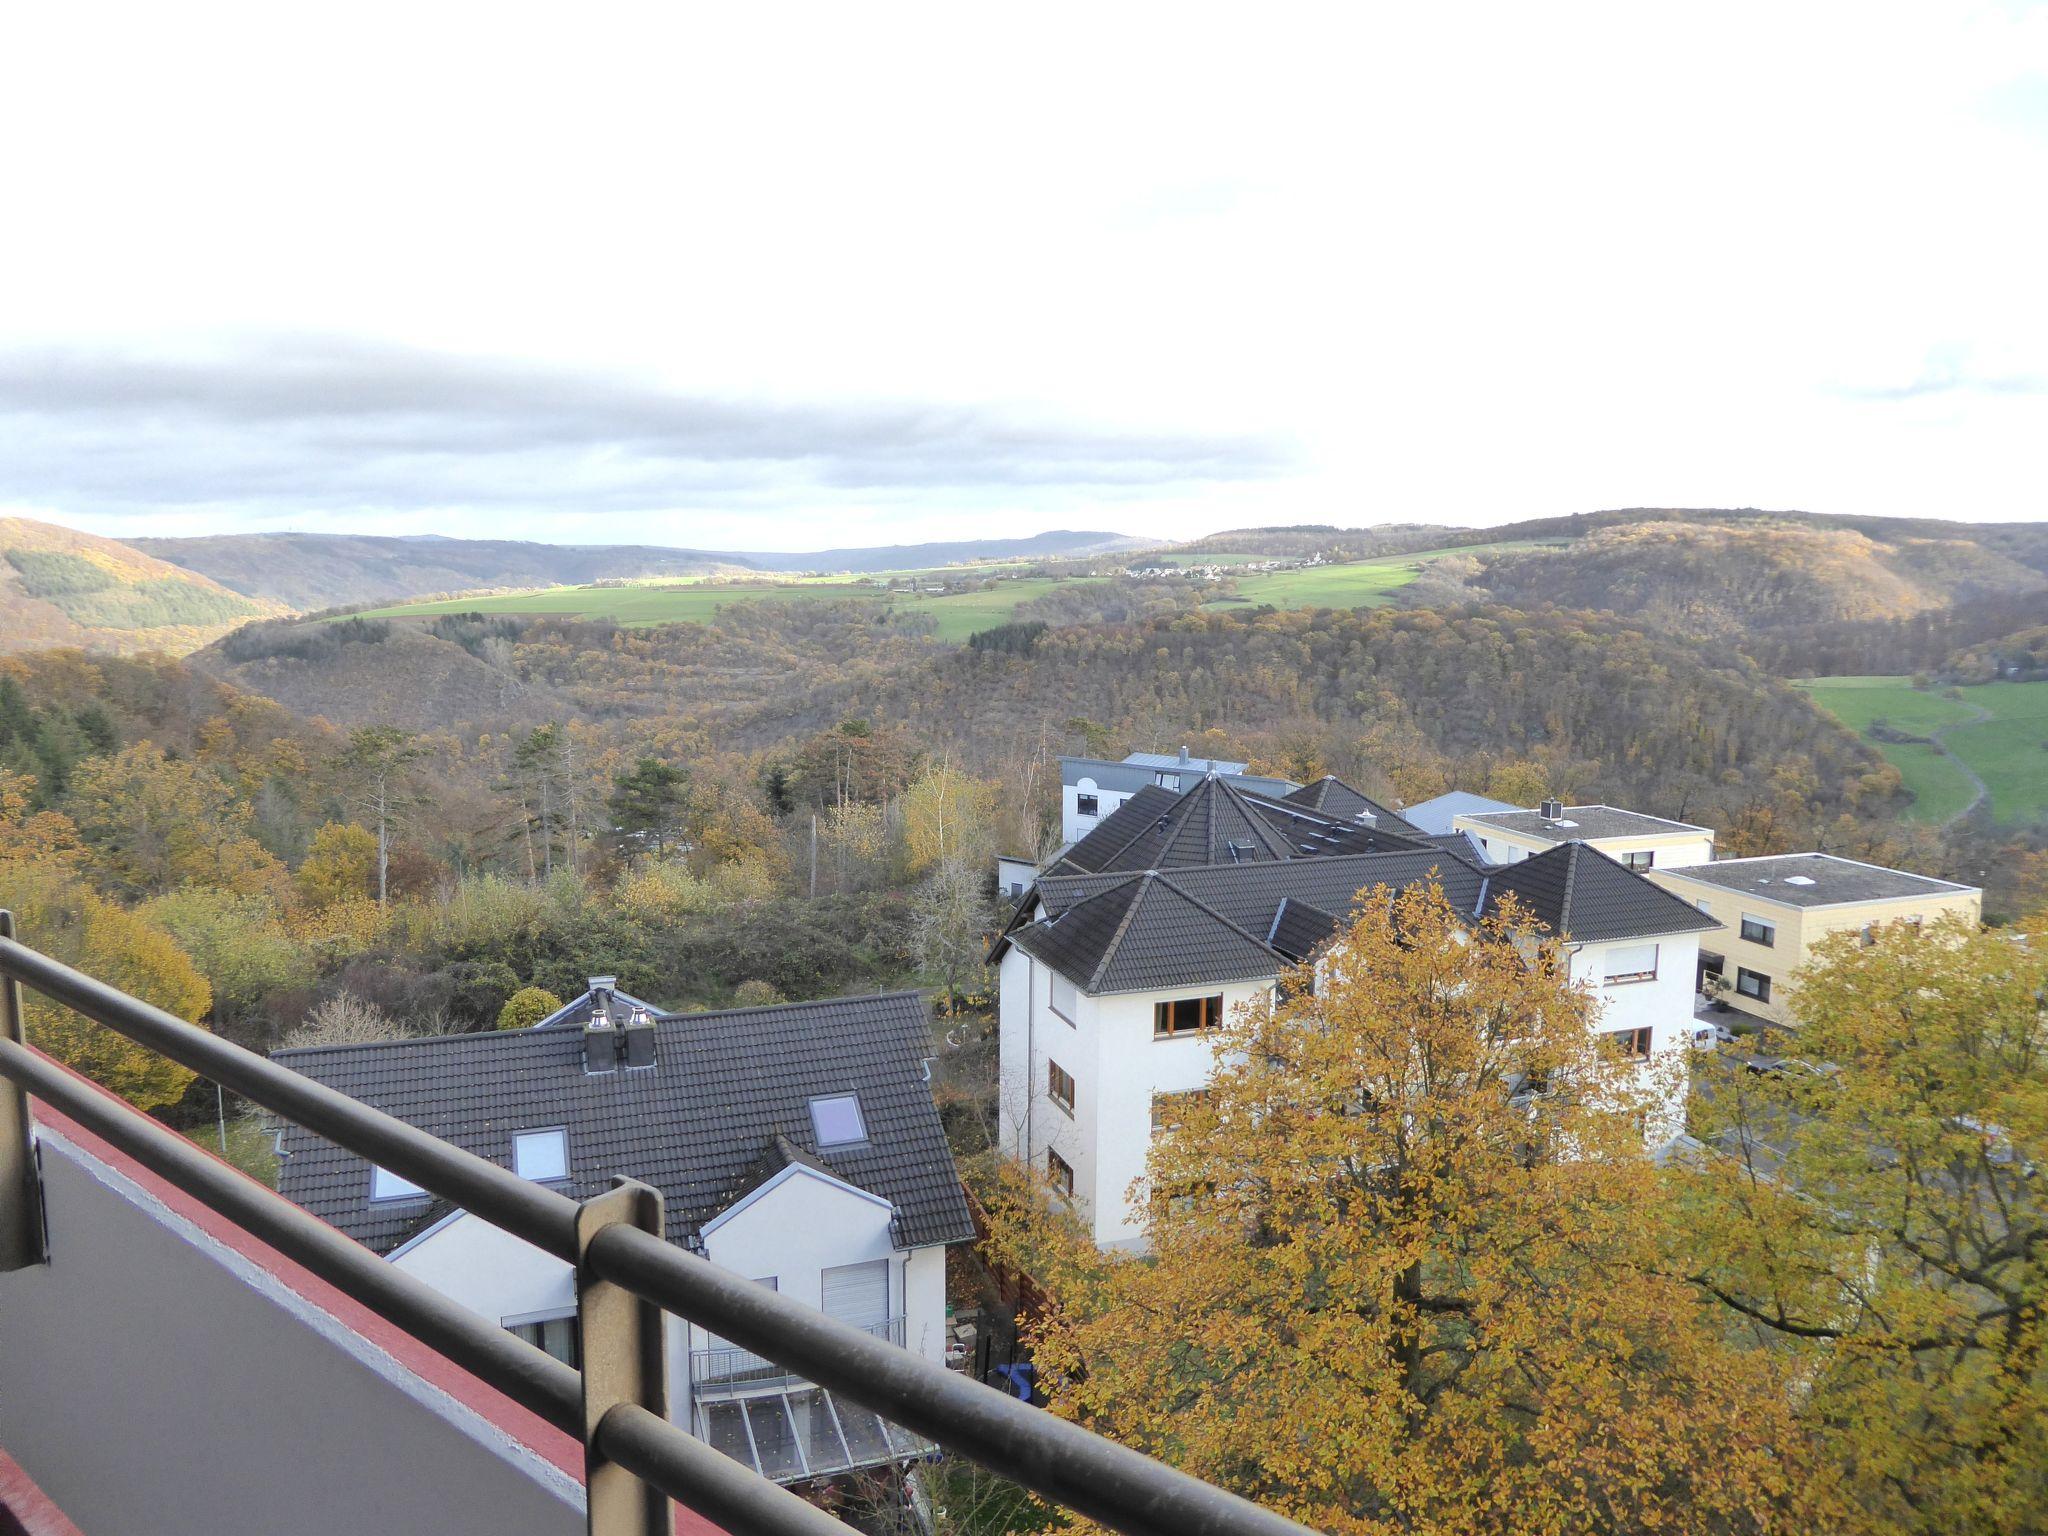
[0,336,1294,518]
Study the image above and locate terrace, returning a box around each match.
[0,912,1313,1536]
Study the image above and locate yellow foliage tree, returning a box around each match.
[65,743,284,898]
[1,866,207,1111]
[0,769,85,870]
[981,883,1840,1536]
[1681,915,2048,1534]
[297,821,378,909]
[900,766,999,876]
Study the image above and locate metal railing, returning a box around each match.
[694,1315,906,1399]
[0,918,1318,1536]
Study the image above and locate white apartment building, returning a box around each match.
[994,777,1717,1248]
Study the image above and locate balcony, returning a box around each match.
[692,1317,937,1484]
[0,914,1320,1536]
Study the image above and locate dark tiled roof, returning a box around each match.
[1460,805,1711,842]
[1001,851,1488,992]
[1007,872,1284,995]
[1280,776,1427,835]
[273,991,972,1256]
[1658,852,1978,908]
[1053,776,1432,877]
[1052,784,1183,873]
[1483,842,1723,943]
[1268,898,1341,961]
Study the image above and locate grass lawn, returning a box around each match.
[1947,680,2048,824]
[1800,676,2048,825]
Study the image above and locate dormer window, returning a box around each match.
[809,1093,867,1148]
[513,1128,570,1182]
[370,1165,426,1202]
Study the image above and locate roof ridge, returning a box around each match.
[1152,870,1289,955]
[1089,873,1159,991]
[1556,841,1581,936]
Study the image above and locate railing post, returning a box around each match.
[0,911,46,1272]
[577,1177,670,1536]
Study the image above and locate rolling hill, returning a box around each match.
[130,528,1146,609]
[1464,519,2046,641]
[0,517,284,657]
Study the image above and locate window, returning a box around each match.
[1601,1026,1653,1059]
[506,1313,579,1368]
[1153,994,1225,1037]
[1046,1147,1075,1197]
[1739,914,1776,947]
[1624,850,1655,872]
[809,1093,867,1146]
[370,1165,425,1202]
[1047,1060,1075,1114]
[1049,972,1078,1021]
[513,1129,569,1182]
[1155,772,1180,791]
[1075,793,1099,817]
[1150,1089,1210,1132]
[1601,943,1659,985]
[1736,966,1772,1002]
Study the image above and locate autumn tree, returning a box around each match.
[1679,915,2048,1534]
[296,821,378,909]
[1,866,207,1111]
[900,766,1000,876]
[334,726,428,905]
[66,743,284,898]
[981,882,1837,1536]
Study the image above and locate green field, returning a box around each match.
[1799,675,2048,825]
[360,571,1109,644]
[1206,540,1563,612]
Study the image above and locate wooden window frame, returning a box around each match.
[1153,994,1226,1038]
[1046,1147,1075,1198]
[1047,1060,1076,1115]
[1602,1025,1654,1059]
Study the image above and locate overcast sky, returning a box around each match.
[2,3,2044,551]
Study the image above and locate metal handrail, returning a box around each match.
[0,926,1318,1536]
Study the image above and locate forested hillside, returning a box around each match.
[134,527,1145,608]
[1466,520,2044,642]
[0,517,283,656]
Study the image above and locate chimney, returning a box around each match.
[584,977,620,1073]
[1540,798,1563,822]
[1179,745,1191,766]
[622,1006,657,1070]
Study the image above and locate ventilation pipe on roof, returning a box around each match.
[622,1005,657,1069]
[585,978,621,1073]
[1179,745,1191,765]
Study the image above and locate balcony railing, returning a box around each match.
[0,912,1320,1536]
[695,1315,906,1400]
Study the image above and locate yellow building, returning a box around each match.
[1452,800,1716,873]
[1649,852,1982,1025]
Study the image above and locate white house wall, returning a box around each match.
[1568,932,1700,1138]
[391,1210,576,1331]
[1000,948,1275,1250]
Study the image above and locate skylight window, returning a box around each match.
[1784,875,1816,886]
[370,1165,425,1201]
[809,1094,867,1148]
[513,1128,570,1182]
